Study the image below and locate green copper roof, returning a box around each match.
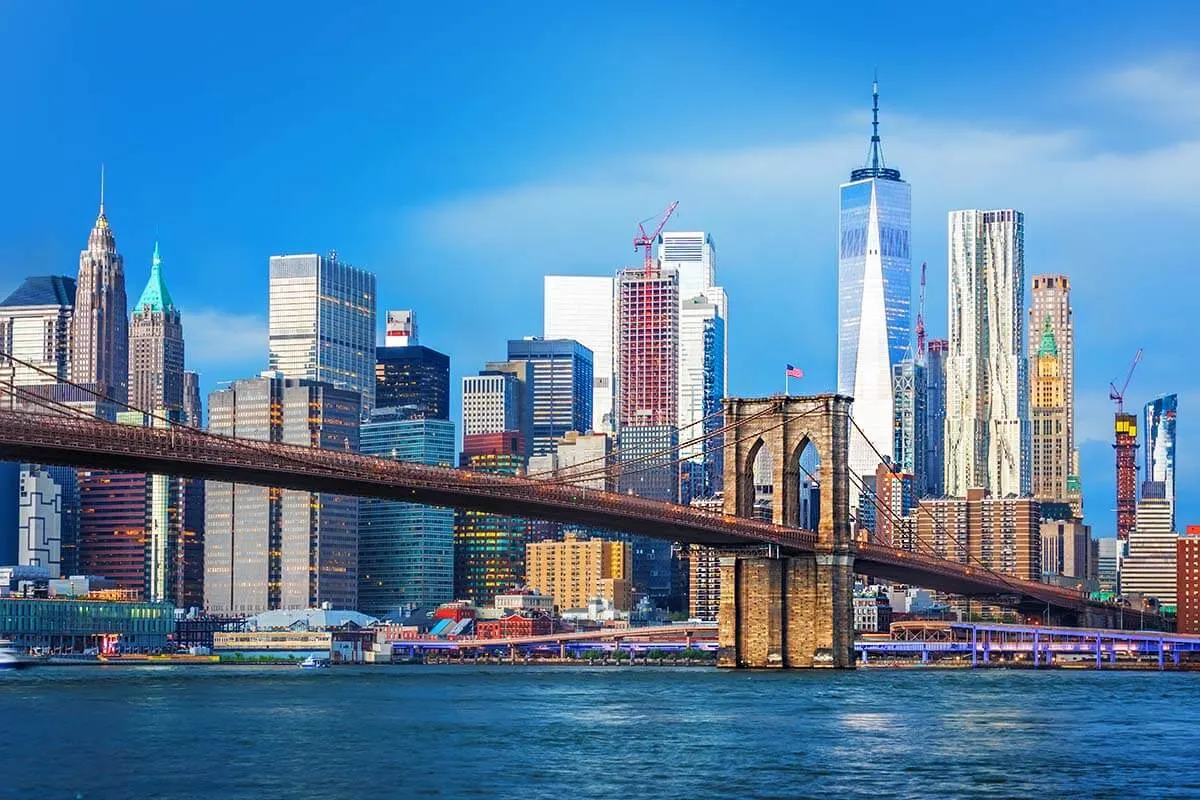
[1037,317,1058,358]
[136,242,175,313]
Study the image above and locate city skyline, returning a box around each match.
[0,5,1196,529]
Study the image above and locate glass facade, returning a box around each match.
[838,176,911,492]
[375,345,450,420]
[505,338,593,457]
[617,424,678,601]
[205,375,361,614]
[359,411,456,616]
[924,340,948,497]
[268,253,377,412]
[454,435,528,606]
[679,298,725,499]
[892,359,926,495]
[0,597,174,652]
[1145,393,1177,528]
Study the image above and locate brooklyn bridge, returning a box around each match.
[0,384,1145,669]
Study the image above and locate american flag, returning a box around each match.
[785,364,804,379]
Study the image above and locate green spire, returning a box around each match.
[136,241,176,313]
[1037,317,1058,358]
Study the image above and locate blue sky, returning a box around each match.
[0,1,1197,531]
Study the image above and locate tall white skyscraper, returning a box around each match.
[837,82,911,499]
[659,231,729,389]
[544,275,614,433]
[268,252,377,412]
[945,209,1030,498]
[385,309,418,347]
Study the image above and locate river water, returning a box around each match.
[0,665,1196,799]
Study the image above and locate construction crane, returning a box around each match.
[916,261,927,362]
[1108,348,1143,414]
[633,201,679,273]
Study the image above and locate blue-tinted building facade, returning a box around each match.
[505,338,593,457]
[358,409,456,616]
[375,345,450,421]
[1145,393,1177,528]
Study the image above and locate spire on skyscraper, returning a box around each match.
[850,76,902,182]
[88,165,116,252]
[136,242,176,314]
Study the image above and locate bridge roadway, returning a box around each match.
[0,411,1096,613]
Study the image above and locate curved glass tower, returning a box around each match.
[838,81,911,496]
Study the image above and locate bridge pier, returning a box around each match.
[717,553,855,669]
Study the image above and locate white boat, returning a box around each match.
[298,655,329,670]
[0,644,33,671]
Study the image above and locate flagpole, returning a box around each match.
[785,370,789,396]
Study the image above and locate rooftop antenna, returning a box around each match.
[99,163,106,216]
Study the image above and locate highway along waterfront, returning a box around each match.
[1,665,1198,798]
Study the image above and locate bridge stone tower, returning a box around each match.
[717,394,855,668]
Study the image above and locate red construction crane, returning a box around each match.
[633,200,679,273]
[1108,348,1143,414]
[916,261,927,362]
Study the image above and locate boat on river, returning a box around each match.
[0,642,35,671]
[298,655,329,670]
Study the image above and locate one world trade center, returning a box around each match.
[837,80,911,505]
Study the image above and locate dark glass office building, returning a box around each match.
[505,338,593,457]
[375,345,450,420]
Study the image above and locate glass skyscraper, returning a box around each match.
[837,81,911,497]
[1145,393,1177,528]
[359,409,456,616]
[924,339,948,497]
[375,345,450,420]
[505,338,593,457]
[544,276,614,433]
[268,252,377,412]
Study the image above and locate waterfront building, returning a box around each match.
[128,243,184,415]
[474,613,554,639]
[544,275,615,433]
[506,337,593,457]
[1030,319,1069,503]
[945,209,1030,498]
[1120,482,1177,608]
[686,494,725,622]
[17,467,61,577]
[454,433,528,607]
[925,339,948,496]
[493,589,556,615]
[1177,526,1200,634]
[69,180,129,404]
[1145,394,1177,529]
[909,490,1040,580]
[267,252,376,411]
[892,359,926,495]
[1030,275,1078,509]
[837,81,911,499]
[525,533,632,612]
[384,309,418,347]
[0,597,173,653]
[375,344,449,420]
[205,374,361,614]
[853,593,893,633]
[359,408,456,616]
[78,469,149,597]
[0,275,75,408]
[1040,519,1092,583]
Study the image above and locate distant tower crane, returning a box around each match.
[916,261,927,363]
[633,200,679,273]
[1110,348,1143,540]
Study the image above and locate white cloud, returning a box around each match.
[1096,53,1200,126]
[182,308,267,379]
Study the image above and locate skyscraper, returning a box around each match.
[1030,320,1069,503]
[924,339,948,497]
[376,344,450,420]
[461,372,521,438]
[268,252,377,412]
[359,409,455,615]
[1120,482,1176,607]
[1030,275,1077,504]
[678,296,726,498]
[17,467,62,577]
[384,309,418,347]
[1145,394,1177,529]
[838,81,911,493]
[544,275,614,433]
[182,371,202,427]
[891,358,926,494]
[505,338,593,457]
[205,374,360,614]
[129,243,185,415]
[0,276,75,406]
[945,209,1030,498]
[454,432,528,606]
[69,178,129,403]
[659,230,729,394]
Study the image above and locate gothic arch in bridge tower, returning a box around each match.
[722,395,852,548]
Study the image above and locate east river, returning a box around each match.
[1,665,1197,799]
